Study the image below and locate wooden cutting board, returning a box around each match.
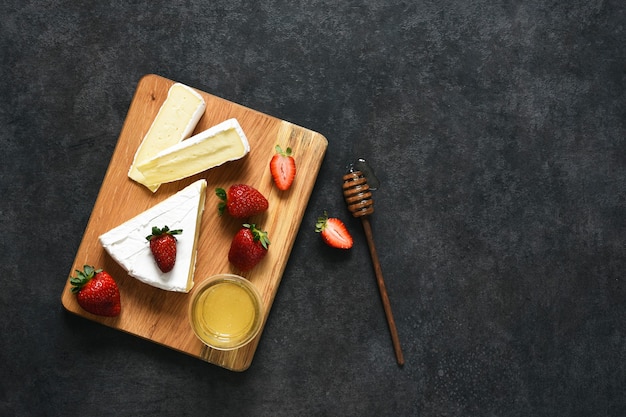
[61,74,328,371]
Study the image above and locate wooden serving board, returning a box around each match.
[61,74,327,371]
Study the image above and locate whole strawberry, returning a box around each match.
[216,184,269,218]
[228,223,270,271]
[146,225,182,272]
[315,211,353,249]
[270,145,296,191]
[70,265,121,317]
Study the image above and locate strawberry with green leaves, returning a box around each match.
[270,145,296,191]
[315,211,353,249]
[70,265,121,317]
[228,223,270,271]
[216,184,269,218]
[146,225,182,273]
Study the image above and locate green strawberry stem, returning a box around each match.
[244,223,270,249]
[146,225,182,241]
[215,188,227,216]
[69,265,102,294]
[275,145,292,156]
[315,211,330,233]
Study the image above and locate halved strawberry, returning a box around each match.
[315,211,353,249]
[269,145,296,191]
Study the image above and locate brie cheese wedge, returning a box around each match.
[99,179,207,292]
[135,118,250,189]
[128,83,206,192]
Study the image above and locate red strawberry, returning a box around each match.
[70,265,121,317]
[146,226,182,273]
[228,223,270,271]
[270,145,296,191]
[216,184,269,218]
[315,211,353,249]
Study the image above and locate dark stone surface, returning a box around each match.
[1,1,624,416]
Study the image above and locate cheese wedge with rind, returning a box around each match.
[99,179,207,293]
[128,83,206,191]
[135,118,250,188]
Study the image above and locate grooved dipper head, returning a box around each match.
[342,170,374,218]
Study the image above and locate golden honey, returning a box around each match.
[189,274,262,350]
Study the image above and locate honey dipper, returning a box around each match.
[342,169,404,366]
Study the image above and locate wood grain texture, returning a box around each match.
[61,74,328,371]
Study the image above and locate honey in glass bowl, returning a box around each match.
[189,274,263,350]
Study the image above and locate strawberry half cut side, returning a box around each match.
[315,211,353,249]
[269,145,296,191]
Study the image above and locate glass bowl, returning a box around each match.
[188,274,263,351]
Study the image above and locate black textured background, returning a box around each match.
[1,1,625,416]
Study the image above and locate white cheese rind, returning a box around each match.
[135,118,250,188]
[128,83,206,191]
[99,179,207,292]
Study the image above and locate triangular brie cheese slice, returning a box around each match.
[99,179,207,292]
[135,118,250,188]
[128,83,206,192]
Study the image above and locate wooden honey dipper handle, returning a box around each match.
[342,171,404,366]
